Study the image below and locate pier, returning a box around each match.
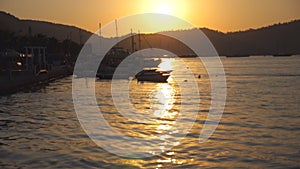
[0,47,73,95]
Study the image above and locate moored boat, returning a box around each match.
[135,68,170,82]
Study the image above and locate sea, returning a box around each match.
[0,56,299,168]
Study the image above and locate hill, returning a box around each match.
[1,11,299,56]
[0,11,92,44]
[215,20,300,56]
[163,20,300,56]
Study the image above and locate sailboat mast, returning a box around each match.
[99,23,101,37]
[138,30,141,50]
[98,22,102,46]
[131,29,135,53]
[79,29,82,45]
[115,19,118,39]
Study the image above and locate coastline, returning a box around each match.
[0,65,72,95]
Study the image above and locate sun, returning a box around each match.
[140,0,187,18]
[156,3,172,14]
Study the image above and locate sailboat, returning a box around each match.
[96,20,132,79]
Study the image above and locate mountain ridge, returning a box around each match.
[1,11,299,56]
[0,11,93,44]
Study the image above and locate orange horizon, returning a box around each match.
[0,0,300,33]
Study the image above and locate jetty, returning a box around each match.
[0,47,73,95]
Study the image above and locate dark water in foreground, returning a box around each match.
[0,56,299,168]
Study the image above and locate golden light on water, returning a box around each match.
[158,58,174,71]
[149,82,178,154]
[151,83,176,120]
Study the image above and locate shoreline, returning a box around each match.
[0,66,73,96]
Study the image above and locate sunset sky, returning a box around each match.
[1,0,299,33]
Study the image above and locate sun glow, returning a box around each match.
[140,0,187,18]
[156,3,172,14]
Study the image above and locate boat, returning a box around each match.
[178,54,197,58]
[226,54,250,57]
[272,53,292,57]
[96,46,130,79]
[135,68,170,82]
[96,20,133,80]
[0,47,73,95]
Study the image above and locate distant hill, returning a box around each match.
[116,20,300,56]
[1,11,299,56]
[0,11,93,44]
[162,20,300,56]
[205,20,300,56]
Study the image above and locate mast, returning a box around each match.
[99,22,102,46]
[138,30,141,50]
[115,19,118,39]
[115,19,119,46]
[79,29,82,45]
[131,29,135,53]
[99,23,102,37]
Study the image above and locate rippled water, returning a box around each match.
[1,56,299,168]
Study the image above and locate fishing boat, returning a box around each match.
[135,68,170,82]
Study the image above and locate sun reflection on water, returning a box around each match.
[147,82,179,158]
[158,58,174,71]
[151,84,176,119]
[126,57,195,166]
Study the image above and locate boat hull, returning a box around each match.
[136,74,169,82]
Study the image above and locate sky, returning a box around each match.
[1,0,300,33]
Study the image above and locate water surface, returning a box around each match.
[0,56,299,168]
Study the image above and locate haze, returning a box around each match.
[0,0,299,33]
